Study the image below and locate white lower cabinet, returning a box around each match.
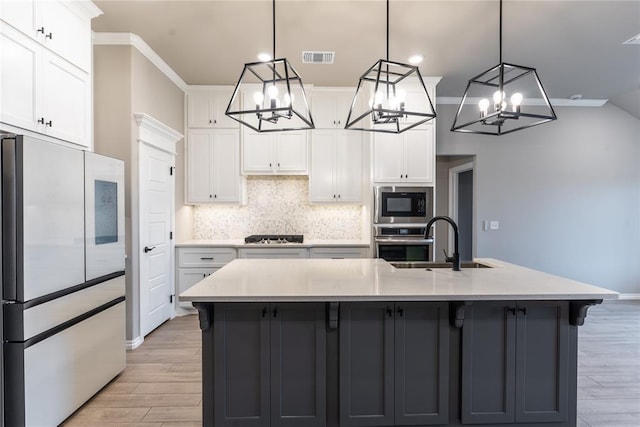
[176,247,237,308]
[309,247,369,259]
[238,248,309,259]
[310,130,363,203]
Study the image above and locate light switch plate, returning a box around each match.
[490,221,499,230]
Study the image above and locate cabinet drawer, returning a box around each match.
[309,247,369,259]
[178,247,236,267]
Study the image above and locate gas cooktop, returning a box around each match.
[244,234,304,244]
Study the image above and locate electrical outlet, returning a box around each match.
[490,221,499,230]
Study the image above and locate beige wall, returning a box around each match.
[93,44,187,343]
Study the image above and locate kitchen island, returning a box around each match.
[180,258,617,427]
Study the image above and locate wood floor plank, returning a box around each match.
[90,394,201,408]
[142,407,202,423]
[133,382,201,395]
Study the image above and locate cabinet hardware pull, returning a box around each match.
[203,273,206,278]
[400,174,403,178]
[273,307,278,318]
[397,307,404,317]
[209,119,212,124]
[269,163,272,167]
[209,194,212,198]
[338,194,341,199]
[214,194,217,198]
[262,307,268,318]
[144,246,156,253]
[45,32,52,40]
[386,306,393,317]
[277,162,280,167]
[517,307,527,316]
[38,117,45,124]
[200,257,214,260]
[213,119,217,124]
[45,120,52,127]
[333,194,336,198]
[333,120,336,125]
[37,27,45,34]
[507,307,517,315]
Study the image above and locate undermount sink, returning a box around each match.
[390,261,492,270]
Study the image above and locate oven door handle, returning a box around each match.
[374,238,434,245]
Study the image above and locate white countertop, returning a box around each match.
[179,258,618,302]
[175,239,370,248]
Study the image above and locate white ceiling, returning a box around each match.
[92,0,640,117]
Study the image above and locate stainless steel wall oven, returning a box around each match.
[374,225,432,262]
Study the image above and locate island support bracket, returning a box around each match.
[569,299,602,326]
[192,302,212,331]
[449,301,472,328]
[328,302,340,329]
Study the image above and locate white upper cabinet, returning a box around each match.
[242,129,308,175]
[310,131,363,203]
[0,1,99,148]
[373,127,435,184]
[311,89,355,129]
[186,129,243,204]
[0,0,94,71]
[187,87,238,129]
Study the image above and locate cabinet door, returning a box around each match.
[309,132,336,202]
[373,132,404,183]
[514,301,569,423]
[212,88,239,128]
[214,303,270,427]
[461,302,516,424]
[311,92,339,128]
[404,129,434,184]
[212,130,241,202]
[340,303,394,427]
[243,131,275,173]
[394,302,449,426]
[187,91,213,128]
[176,268,216,308]
[40,1,90,71]
[275,132,308,173]
[186,130,213,203]
[335,131,363,202]
[271,303,326,427]
[0,0,38,39]
[0,23,40,131]
[41,51,90,146]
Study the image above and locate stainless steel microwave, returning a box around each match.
[374,186,434,224]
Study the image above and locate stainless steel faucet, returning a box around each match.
[425,216,461,271]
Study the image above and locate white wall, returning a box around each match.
[435,103,640,295]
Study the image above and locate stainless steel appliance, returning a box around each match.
[2,135,126,426]
[374,225,433,262]
[374,186,434,224]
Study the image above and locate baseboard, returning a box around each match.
[126,336,144,350]
[618,293,640,300]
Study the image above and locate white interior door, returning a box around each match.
[139,143,174,336]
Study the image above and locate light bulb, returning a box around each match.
[284,93,293,106]
[253,92,264,106]
[510,92,523,106]
[493,90,505,104]
[267,85,279,99]
[396,89,406,103]
[478,98,490,117]
[389,95,398,110]
[374,91,384,105]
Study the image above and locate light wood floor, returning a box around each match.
[62,300,640,427]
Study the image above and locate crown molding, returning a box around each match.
[93,32,188,92]
[134,113,183,154]
[437,96,608,107]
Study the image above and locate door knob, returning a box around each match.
[144,246,156,253]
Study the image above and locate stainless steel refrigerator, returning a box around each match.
[1,134,126,426]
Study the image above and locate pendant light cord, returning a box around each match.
[272,0,276,59]
[498,0,503,93]
[386,0,389,61]
[499,0,502,64]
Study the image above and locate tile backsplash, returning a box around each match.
[193,176,367,240]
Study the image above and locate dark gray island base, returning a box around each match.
[192,299,602,427]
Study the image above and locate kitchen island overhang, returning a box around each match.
[180,258,618,427]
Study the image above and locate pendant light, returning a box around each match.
[225,0,314,132]
[451,0,556,135]
[345,0,436,133]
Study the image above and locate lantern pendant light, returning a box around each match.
[345,0,436,133]
[225,0,314,132]
[451,0,556,135]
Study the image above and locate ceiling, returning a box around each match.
[92,0,640,118]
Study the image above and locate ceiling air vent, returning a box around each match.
[302,51,335,64]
